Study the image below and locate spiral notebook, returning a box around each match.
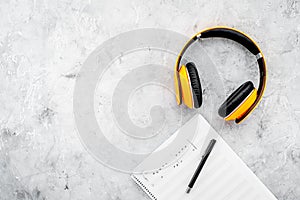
[131,114,278,200]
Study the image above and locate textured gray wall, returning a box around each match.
[0,0,299,200]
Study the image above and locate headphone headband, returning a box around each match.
[175,26,267,123]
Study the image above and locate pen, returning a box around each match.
[186,139,217,194]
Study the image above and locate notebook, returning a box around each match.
[131,114,278,200]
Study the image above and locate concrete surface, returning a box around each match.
[0,0,299,199]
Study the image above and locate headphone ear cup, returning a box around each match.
[174,70,182,105]
[185,62,202,108]
[178,65,194,108]
[218,81,257,121]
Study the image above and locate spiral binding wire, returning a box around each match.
[132,175,158,200]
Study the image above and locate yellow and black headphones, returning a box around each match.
[174,26,267,124]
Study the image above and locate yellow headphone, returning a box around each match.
[174,26,267,124]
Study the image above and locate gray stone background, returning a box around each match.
[0,0,300,200]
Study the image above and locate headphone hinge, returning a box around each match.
[196,34,201,40]
[255,53,262,60]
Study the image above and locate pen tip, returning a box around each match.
[186,187,191,194]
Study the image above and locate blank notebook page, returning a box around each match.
[131,114,277,200]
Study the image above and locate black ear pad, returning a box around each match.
[218,81,254,117]
[186,62,202,108]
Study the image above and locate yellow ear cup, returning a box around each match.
[174,70,182,105]
[225,89,257,121]
[218,81,257,122]
[178,65,194,108]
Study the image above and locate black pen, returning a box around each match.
[186,139,217,194]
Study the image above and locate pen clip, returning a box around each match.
[204,139,216,156]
